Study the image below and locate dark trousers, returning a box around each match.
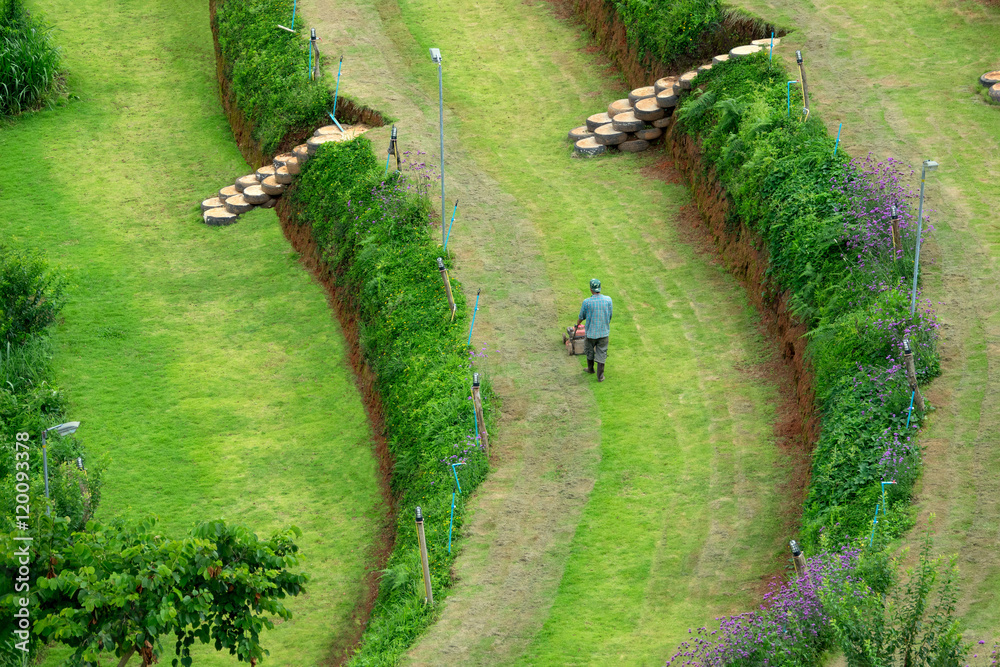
[584,336,608,363]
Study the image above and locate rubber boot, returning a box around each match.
[597,363,605,382]
[586,358,595,374]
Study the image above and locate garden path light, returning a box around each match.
[42,421,80,515]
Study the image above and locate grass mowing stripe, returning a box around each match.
[3,0,382,664]
[382,0,789,662]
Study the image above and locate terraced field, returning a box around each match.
[4,0,383,664]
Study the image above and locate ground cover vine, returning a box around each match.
[286,137,494,666]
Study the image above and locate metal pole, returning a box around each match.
[42,430,50,515]
[448,492,456,553]
[437,60,445,246]
[787,81,797,117]
[910,164,928,318]
[472,372,488,455]
[790,540,806,577]
[415,507,433,603]
[443,200,459,252]
[467,289,480,345]
[833,123,842,157]
[291,0,296,30]
[385,125,397,175]
[795,50,809,111]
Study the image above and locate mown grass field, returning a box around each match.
[729,0,1000,642]
[298,0,798,663]
[4,0,383,664]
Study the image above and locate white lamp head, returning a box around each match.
[429,48,442,64]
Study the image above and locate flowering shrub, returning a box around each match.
[287,137,493,666]
[666,534,993,666]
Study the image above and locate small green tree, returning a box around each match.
[3,515,306,666]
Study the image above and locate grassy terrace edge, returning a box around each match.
[208,1,496,663]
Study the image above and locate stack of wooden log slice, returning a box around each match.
[200,123,370,225]
[980,70,1000,103]
[568,39,780,157]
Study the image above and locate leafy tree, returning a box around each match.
[2,515,306,666]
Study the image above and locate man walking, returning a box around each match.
[576,278,613,382]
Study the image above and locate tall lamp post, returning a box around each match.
[429,47,445,246]
[909,160,938,318]
[42,421,81,515]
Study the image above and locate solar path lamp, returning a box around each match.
[909,160,938,318]
[430,47,445,246]
[42,421,81,515]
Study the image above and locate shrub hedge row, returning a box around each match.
[674,53,940,550]
[610,0,722,65]
[214,0,331,155]
[286,139,493,665]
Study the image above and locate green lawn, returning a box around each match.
[390,2,786,662]
[296,0,795,663]
[3,0,383,664]
[729,0,1000,641]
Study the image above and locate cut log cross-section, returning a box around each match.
[634,98,665,122]
[628,86,656,106]
[607,98,633,118]
[204,208,239,226]
[235,174,259,192]
[242,185,271,205]
[201,197,225,213]
[568,126,594,142]
[224,194,255,215]
[574,137,607,156]
[261,176,287,196]
[586,112,613,132]
[653,77,677,94]
[611,112,644,133]
[729,44,762,59]
[593,125,628,145]
[219,185,239,201]
[619,139,650,153]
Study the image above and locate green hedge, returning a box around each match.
[611,0,722,65]
[214,0,331,154]
[287,138,493,665]
[675,53,940,550]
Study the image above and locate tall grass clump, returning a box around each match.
[213,0,331,154]
[0,0,61,116]
[286,137,494,665]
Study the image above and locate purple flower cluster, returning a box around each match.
[831,154,928,272]
[664,548,862,667]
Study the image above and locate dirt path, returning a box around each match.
[297,0,798,664]
[731,0,1000,640]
